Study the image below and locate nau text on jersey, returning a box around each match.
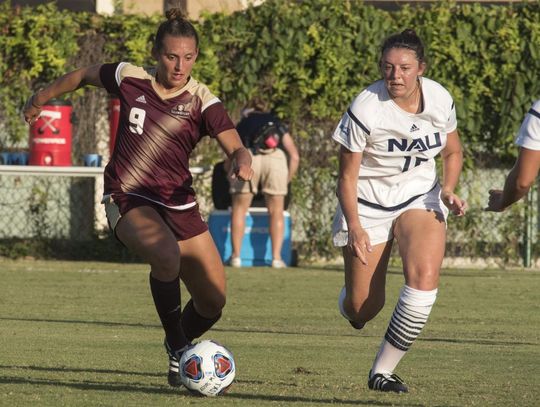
[387,132,441,152]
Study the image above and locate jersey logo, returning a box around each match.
[410,124,420,132]
[171,101,193,118]
[388,132,441,152]
[135,95,147,104]
[339,121,351,138]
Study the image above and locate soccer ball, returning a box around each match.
[179,340,236,397]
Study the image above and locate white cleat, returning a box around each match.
[271,259,287,268]
[229,257,242,268]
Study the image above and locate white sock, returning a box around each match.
[371,285,437,376]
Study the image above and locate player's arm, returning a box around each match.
[440,129,467,216]
[337,145,372,264]
[23,64,104,125]
[486,147,540,212]
[215,128,253,182]
[281,132,300,183]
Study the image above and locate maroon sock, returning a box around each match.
[181,299,222,342]
[149,273,189,351]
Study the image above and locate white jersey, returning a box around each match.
[515,99,540,151]
[332,77,457,209]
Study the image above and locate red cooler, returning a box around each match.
[109,97,120,154]
[29,99,72,166]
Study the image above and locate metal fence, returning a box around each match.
[0,165,104,240]
[445,168,537,267]
[0,165,537,267]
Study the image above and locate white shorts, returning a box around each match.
[332,184,448,247]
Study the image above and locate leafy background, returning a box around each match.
[0,0,539,262]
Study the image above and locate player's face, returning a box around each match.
[154,34,198,91]
[381,47,426,100]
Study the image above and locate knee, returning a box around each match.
[267,205,284,218]
[196,293,226,318]
[210,294,226,315]
[150,248,181,281]
[406,267,440,291]
[231,205,247,218]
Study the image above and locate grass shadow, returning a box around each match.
[0,373,422,406]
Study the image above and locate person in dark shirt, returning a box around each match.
[227,101,299,268]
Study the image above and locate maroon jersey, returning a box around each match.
[100,62,235,208]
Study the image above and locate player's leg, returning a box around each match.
[261,149,289,268]
[264,193,286,267]
[230,193,254,266]
[178,230,227,342]
[369,208,446,393]
[333,200,395,328]
[112,203,189,386]
[114,205,188,346]
[340,240,393,328]
[229,154,259,267]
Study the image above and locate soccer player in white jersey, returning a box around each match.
[486,99,540,211]
[332,29,467,393]
[23,9,253,388]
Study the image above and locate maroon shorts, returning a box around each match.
[103,193,208,241]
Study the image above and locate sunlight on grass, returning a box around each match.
[0,260,539,406]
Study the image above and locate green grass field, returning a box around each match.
[0,259,538,406]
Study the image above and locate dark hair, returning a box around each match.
[248,96,269,112]
[380,29,425,64]
[153,8,199,52]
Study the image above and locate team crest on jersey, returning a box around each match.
[171,101,193,118]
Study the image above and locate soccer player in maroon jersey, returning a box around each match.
[23,9,253,387]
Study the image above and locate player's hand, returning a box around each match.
[23,95,41,125]
[346,225,372,265]
[485,189,505,212]
[441,190,468,216]
[230,162,253,182]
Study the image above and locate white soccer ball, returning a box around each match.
[179,340,236,397]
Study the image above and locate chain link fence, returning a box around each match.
[0,165,537,267]
[0,167,126,260]
[0,175,98,240]
[446,168,537,267]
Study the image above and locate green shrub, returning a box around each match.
[1,0,538,262]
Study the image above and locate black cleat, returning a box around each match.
[348,320,366,330]
[368,370,409,393]
[164,339,188,387]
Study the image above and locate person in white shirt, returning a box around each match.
[332,29,467,393]
[485,99,540,211]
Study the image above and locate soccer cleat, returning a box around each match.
[164,339,189,387]
[338,286,365,330]
[347,319,366,330]
[271,259,286,269]
[228,257,242,268]
[368,370,409,393]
